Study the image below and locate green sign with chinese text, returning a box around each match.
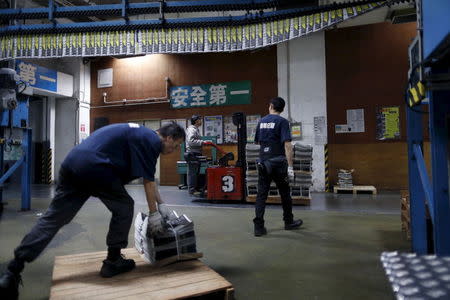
[170,80,251,109]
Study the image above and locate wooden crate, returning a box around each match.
[50,248,234,300]
[401,190,411,240]
[333,185,377,194]
[246,195,310,205]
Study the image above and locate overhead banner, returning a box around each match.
[0,2,387,59]
[170,80,251,109]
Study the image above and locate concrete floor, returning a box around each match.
[0,185,409,299]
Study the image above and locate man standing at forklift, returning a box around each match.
[185,115,212,197]
[253,97,303,236]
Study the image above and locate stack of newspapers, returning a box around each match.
[134,211,197,264]
[338,169,354,188]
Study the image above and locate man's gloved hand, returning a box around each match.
[158,203,171,220]
[288,166,295,180]
[202,141,214,146]
[148,211,164,235]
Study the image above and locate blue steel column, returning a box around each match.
[429,89,450,255]
[21,128,32,211]
[407,104,428,254]
[0,128,4,208]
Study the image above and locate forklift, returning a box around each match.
[176,112,247,201]
[206,112,247,201]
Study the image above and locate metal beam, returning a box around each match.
[0,1,392,35]
[0,0,403,20]
[21,128,32,211]
[0,155,24,185]
[407,104,429,254]
[412,143,434,220]
[429,87,450,255]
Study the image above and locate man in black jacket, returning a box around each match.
[253,97,303,236]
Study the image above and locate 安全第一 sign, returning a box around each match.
[170,80,251,109]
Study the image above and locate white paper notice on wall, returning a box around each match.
[98,68,113,88]
[314,116,327,145]
[346,109,365,133]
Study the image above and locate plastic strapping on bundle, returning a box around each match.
[167,222,182,260]
[137,216,145,254]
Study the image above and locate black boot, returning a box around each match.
[100,255,136,278]
[0,270,22,300]
[285,219,303,230]
[254,225,267,237]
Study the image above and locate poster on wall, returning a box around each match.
[346,108,365,133]
[161,119,187,132]
[314,116,327,145]
[175,119,187,131]
[223,116,237,144]
[290,122,302,140]
[376,106,400,140]
[246,115,261,143]
[204,115,223,144]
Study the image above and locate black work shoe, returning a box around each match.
[100,255,136,278]
[254,226,267,237]
[190,191,203,197]
[285,219,303,230]
[0,270,22,300]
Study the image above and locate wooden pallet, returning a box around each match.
[333,185,377,194]
[246,195,310,205]
[50,248,234,300]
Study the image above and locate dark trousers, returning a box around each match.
[253,161,294,227]
[186,152,204,193]
[13,167,134,263]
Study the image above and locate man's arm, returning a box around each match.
[143,179,159,213]
[284,141,293,167]
[187,127,203,147]
[144,179,166,234]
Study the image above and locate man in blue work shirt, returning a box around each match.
[253,97,303,236]
[0,122,185,299]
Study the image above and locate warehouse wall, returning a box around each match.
[54,99,77,177]
[278,32,327,191]
[28,58,91,181]
[90,49,278,185]
[325,21,418,190]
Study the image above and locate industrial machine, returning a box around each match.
[406,0,450,255]
[205,143,241,201]
[0,67,32,213]
[206,112,247,201]
[176,112,247,201]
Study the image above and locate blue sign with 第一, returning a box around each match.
[15,60,57,92]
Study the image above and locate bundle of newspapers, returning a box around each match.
[134,210,197,264]
[338,169,354,188]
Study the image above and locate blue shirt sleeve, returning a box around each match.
[128,127,161,181]
[280,119,292,143]
[254,121,260,143]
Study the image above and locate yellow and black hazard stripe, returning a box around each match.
[325,144,330,192]
[41,148,53,184]
[408,81,426,107]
